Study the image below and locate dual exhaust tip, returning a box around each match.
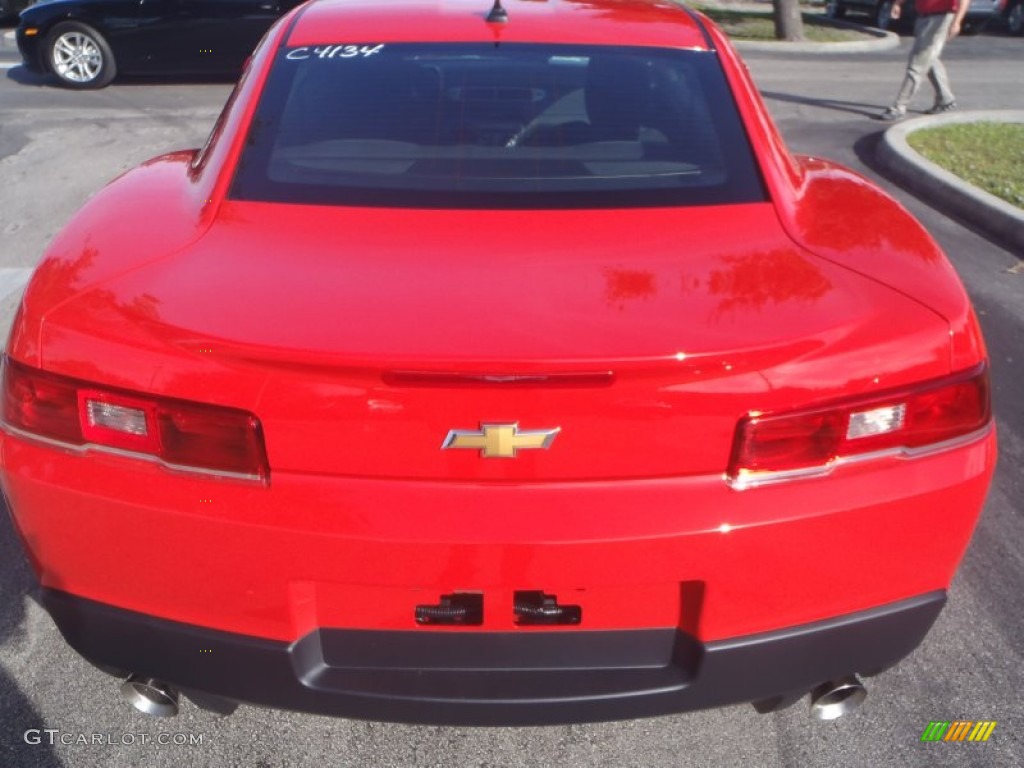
[118,672,867,721]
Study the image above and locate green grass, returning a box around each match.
[694,7,873,41]
[908,123,1024,209]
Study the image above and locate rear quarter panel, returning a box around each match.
[704,22,984,372]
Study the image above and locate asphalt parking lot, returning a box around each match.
[1,18,1023,768]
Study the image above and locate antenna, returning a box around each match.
[486,0,509,23]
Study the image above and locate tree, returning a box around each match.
[773,0,806,40]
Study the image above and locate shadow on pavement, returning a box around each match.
[852,130,883,170]
[0,495,62,768]
[759,89,885,118]
[4,65,49,87]
[5,63,236,89]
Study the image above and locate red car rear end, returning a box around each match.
[0,0,995,724]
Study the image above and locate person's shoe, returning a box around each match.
[926,100,957,115]
[874,107,906,122]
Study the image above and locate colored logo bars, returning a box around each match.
[921,721,997,742]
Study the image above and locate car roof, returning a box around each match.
[286,0,714,51]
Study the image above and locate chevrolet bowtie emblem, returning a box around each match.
[442,423,560,458]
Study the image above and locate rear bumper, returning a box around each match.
[42,587,945,725]
[2,423,994,722]
[0,426,995,643]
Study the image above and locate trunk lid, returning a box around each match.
[48,201,951,481]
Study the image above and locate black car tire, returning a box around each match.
[44,21,117,89]
[875,0,895,29]
[825,0,847,19]
[1009,1,1024,34]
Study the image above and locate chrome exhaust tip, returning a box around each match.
[809,675,867,720]
[120,675,180,717]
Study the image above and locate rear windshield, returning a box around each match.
[231,43,766,209]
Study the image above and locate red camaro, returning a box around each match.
[0,0,995,725]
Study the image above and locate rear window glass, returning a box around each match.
[231,43,766,208]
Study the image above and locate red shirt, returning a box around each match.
[915,0,958,15]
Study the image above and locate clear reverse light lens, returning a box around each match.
[846,403,906,440]
[86,400,149,436]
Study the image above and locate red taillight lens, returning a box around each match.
[158,403,267,478]
[2,357,269,483]
[728,364,991,486]
[2,360,82,444]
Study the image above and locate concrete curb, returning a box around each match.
[687,0,903,52]
[877,110,1024,255]
[734,18,901,52]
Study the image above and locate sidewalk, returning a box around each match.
[693,0,902,51]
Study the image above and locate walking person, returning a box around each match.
[876,0,970,121]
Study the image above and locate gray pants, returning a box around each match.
[892,12,956,110]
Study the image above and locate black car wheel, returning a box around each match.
[825,0,847,19]
[1009,1,1024,34]
[44,21,117,89]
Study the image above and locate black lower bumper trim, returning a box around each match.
[39,588,945,725]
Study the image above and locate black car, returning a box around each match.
[825,0,1008,32]
[1,0,32,20]
[16,0,303,88]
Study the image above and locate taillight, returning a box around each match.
[1,357,269,483]
[1,360,82,445]
[728,364,991,488]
